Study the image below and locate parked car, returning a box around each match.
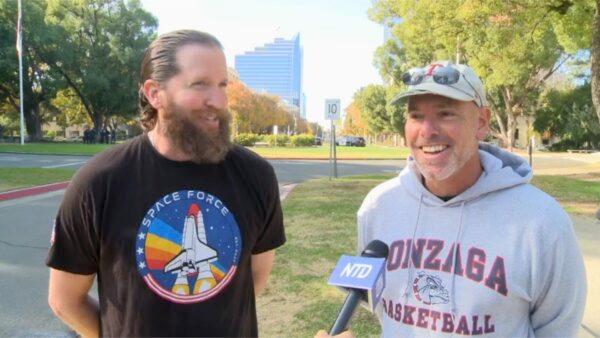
[336,135,365,147]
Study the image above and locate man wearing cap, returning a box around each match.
[354,61,587,337]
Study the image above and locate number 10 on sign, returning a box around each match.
[325,99,340,120]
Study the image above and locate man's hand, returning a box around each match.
[314,329,355,338]
[48,268,99,338]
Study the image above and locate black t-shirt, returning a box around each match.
[46,135,285,337]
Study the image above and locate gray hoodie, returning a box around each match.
[358,143,586,337]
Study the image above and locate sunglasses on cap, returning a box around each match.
[401,65,483,107]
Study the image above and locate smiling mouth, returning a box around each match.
[420,145,449,154]
[200,112,219,124]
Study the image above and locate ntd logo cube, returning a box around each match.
[340,263,372,279]
[328,255,386,312]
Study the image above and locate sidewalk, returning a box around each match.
[572,214,600,338]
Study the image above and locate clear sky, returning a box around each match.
[141,0,384,126]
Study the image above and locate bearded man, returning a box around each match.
[46,30,285,337]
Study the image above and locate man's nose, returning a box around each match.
[206,88,228,111]
[420,117,440,138]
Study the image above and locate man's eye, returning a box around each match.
[440,111,455,117]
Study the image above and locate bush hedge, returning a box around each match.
[290,134,315,147]
[234,133,260,146]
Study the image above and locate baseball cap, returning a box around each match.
[391,61,488,107]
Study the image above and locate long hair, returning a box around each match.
[138,30,223,131]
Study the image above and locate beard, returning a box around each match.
[159,103,232,164]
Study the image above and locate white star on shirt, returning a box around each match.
[137,247,143,255]
[138,233,146,240]
[138,261,146,269]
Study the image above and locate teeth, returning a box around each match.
[203,113,217,121]
[422,145,448,153]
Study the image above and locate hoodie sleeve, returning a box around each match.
[530,210,587,338]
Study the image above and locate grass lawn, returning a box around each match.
[532,175,600,216]
[0,168,77,192]
[0,142,112,156]
[256,173,600,337]
[0,142,409,159]
[257,175,387,338]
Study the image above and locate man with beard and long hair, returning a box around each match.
[46,30,285,337]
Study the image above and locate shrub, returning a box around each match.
[265,134,290,146]
[45,130,57,139]
[234,133,260,146]
[290,134,315,147]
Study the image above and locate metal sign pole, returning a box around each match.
[17,0,25,145]
[332,124,337,178]
[329,120,333,180]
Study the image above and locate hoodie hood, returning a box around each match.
[401,142,532,206]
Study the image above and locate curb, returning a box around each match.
[0,181,70,202]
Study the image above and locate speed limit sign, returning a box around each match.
[324,99,340,120]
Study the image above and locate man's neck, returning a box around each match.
[422,154,483,197]
[147,128,191,162]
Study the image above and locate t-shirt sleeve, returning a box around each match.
[45,169,101,275]
[252,163,285,254]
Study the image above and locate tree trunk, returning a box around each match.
[22,83,43,142]
[592,0,600,124]
[24,105,43,141]
[93,113,103,142]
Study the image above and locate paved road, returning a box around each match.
[0,153,89,169]
[1,151,597,173]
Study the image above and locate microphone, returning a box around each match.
[328,240,389,335]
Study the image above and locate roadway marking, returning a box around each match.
[42,161,87,169]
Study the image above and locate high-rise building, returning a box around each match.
[235,34,304,118]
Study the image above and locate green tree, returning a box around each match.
[534,82,600,149]
[50,88,91,129]
[547,0,599,124]
[43,0,157,137]
[0,0,65,140]
[369,0,572,148]
[353,84,404,136]
[355,84,389,134]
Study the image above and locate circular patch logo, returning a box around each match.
[135,190,242,304]
[412,271,449,305]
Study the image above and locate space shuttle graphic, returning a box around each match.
[164,203,218,295]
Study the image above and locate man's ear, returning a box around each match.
[476,106,492,140]
[142,79,163,110]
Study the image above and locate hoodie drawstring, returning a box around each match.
[450,201,466,320]
[402,193,424,303]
